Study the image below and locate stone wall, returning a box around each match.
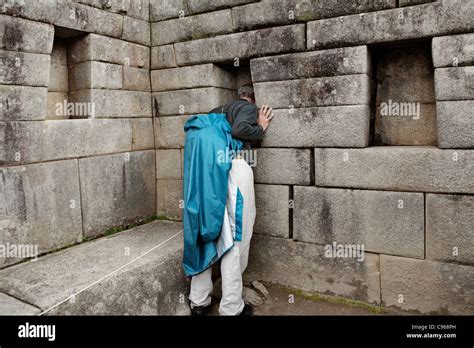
[1,0,473,314]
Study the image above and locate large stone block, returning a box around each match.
[380,255,474,314]
[156,149,181,179]
[261,106,370,148]
[426,194,474,264]
[0,14,53,54]
[69,90,151,118]
[187,0,257,14]
[154,115,188,149]
[245,235,381,304]
[79,150,156,238]
[251,46,370,82]
[73,0,150,21]
[1,0,123,38]
[151,64,234,92]
[0,85,47,121]
[131,118,154,150]
[174,24,305,66]
[253,148,311,185]
[2,119,134,165]
[122,16,150,46]
[0,293,40,315]
[123,67,150,92]
[436,100,474,148]
[50,40,68,66]
[376,75,435,104]
[233,0,396,31]
[0,50,50,87]
[254,74,371,108]
[48,64,68,92]
[432,33,474,68]
[0,221,189,315]
[314,147,474,193]
[150,0,187,22]
[293,187,424,258]
[307,1,474,50]
[69,61,123,91]
[434,67,474,101]
[151,45,177,70]
[46,92,68,120]
[153,88,235,116]
[69,34,149,69]
[254,184,289,238]
[151,9,233,46]
[0,160,83,268]
[157,179,183,219]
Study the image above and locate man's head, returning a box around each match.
[238,85,255,104]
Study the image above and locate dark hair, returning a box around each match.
[238,85,255,100]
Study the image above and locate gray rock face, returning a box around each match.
[434,67,474,101]
[253,148,311,185]
[432,33,474,68]
[254,184,289,238]
[0,85,47,121]
[0,221,189,315]
[156,149,181,180]
[245,235,381,304]
[436,100,474,148]
[154,115,188,149]
[261,106,370,148]
[0,293,40,315]
[156,179,183,220]
[122,16,151,46]
[151,45,177,70]
[314,147,474,193]
[426,194,474,264]
[78,150,156,238]
[0,50,50,87]
[243,287,263,306]
[380,255,474,314]
[0,160,83,268]
[293,187,424,258]
[68,61,123,91]
[251,280,269,298]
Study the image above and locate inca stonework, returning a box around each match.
[0,0,473,315]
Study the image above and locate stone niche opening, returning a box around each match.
[47,26,88,120]
[216,60,253,98]
[370,40,438,146]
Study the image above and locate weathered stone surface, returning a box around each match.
[152,9,233,46]
[187,0,257,14]
[174,24,305,66]
[69,90,151,117]
[426,194,474,264]
[0,160,83,268]
[69,61,123,91]
[314,147,474,193]
[293,187,425,259]
[156,149,181,180]
[251,46,370,82]
[380,255,474,314]
[254,148,311,185]
[48,64,68,92]
[122,16,150,46]
[150,0,187,22]
[0,293,40,315]
[0,221,189,315]
[154,88,235,116]
[1,0,123,38]
[46,92,69,120]
[131,118,154,150]
[151,45,177,70]
[374,103,438,146]
[233,0,396,31]
[73,0,150,21]
[254,184,289,238]
[243,287,263,306]
[69,34,150,69]
[261,106,370,148]
[79,150,156,237]
[307,1,474,50]
[432,33,474,68]
[251,280,269,298]
[254,75,371,108]
[0,50,50,87]
[399,0,432,6]
[157,179,183,219]
[154,115,188,149]
[245,235,381,304]
[0,85,47,121]
[123,66,150,91]
[0,14,54,54]
[2,119,135,165]
[50,40,68,66]
[377,75,435,104]
[151,64,234,92]
[434,67,474,101]
[436,100,474,149]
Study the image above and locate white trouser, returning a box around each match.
[189,159,256,315]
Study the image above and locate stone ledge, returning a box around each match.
[0,220,189,315]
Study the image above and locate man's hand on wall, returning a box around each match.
[258,105,274,131]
